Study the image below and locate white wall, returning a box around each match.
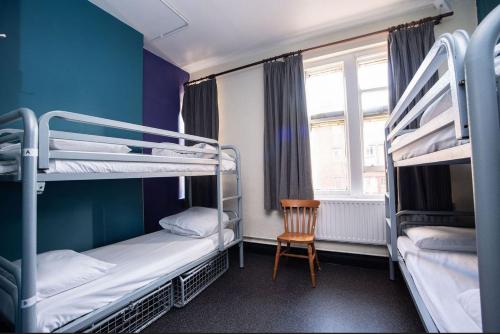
[202,0,478,256]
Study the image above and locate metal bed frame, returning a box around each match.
[0,110,244,333]
[384,6,500,333]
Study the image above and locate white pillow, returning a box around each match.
[152,143,233,161]
[159,207,229,238]
[49,138,131,153]
[457,289,482,329]
[192,143,233,161]
[419,89,453,126]
[14,250,115,300]
[0,139,131,155]
[406,226,476,252]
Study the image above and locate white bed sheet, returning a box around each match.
[1,229,234,332]
[0,156,236,175]
[391,120,460,161]
[398,236,481,332]
[44,156,236,174]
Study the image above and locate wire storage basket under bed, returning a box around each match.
[174,251,229,307]
[82,280,173,333]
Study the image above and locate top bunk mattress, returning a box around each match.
[0,157,236,176]
[397,236,480,332]
[44,155,236,174]
[390,89,468,162]
[0,141,237,176]
[1,229,235,332]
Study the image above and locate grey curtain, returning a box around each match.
[181,78,219,207]
[388,22,453,211]
[264,54,314,210]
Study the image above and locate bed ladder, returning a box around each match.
[186,144,244,269]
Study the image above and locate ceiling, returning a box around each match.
[89,0,449,73]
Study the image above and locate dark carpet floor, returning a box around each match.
[144,250,423,333]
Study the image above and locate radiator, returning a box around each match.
[315,199,386,245]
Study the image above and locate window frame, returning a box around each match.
[304,42,388,199]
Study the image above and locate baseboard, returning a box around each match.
[243,236,388,257]
[237,241,388,270]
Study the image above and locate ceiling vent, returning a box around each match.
[90,0,189,41]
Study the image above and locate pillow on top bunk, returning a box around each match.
[152,143,233,161]
[49,138,131,153]
[14,249,115,300]
[0,139,131,155]
[419,89,453,126]
[159,207,230,238]
[405,226,476,253]
[192,143,234,161]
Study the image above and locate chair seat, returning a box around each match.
[277,232,314,243]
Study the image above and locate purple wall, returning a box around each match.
[143,49,190,233]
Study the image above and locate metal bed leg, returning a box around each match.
[465,5,500,332]
[238,241,244,268]
[389,259,395,281]
[216,146,224,252]
[19,109,38,333]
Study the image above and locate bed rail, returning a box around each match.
[465,5,500,332]
[0,108,38,333]
[221,145,244,267]
[0,109,244,331]
[38,111,221,169]
[386,30,469,141]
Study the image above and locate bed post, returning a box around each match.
[187,176,192,208]
[19,108,38,333]
[216,145,224,252]
[385,127,398,281]
[236,148,244,269]
[465,5,500,332]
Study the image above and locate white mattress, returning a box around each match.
[391,111,461,162]
[398,236,481,332]
[0,156,236,175]
[1,229,234,332]
[44,156,236,174]
[391,88,467,162]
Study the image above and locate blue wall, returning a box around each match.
[476,0,499,22]
[0,0,144,260]
[142,50,189,233]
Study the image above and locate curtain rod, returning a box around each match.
[185,11,453,86]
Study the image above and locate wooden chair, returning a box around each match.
[272,199,321,287]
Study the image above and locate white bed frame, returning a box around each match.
[0,110,244,332]
[385,6,500,333]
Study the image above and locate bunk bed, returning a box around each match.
[0,110,244,333]
[384,5,500,333]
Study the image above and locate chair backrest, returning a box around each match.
[280,199,320,235]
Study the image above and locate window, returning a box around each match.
[306,63,349,193]
[358,56,389,195]
[305,43,388,197]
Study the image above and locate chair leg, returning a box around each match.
[285,242,291,262]
[273,241,281,281]
[307,244,316,288]
[312,244,321,271]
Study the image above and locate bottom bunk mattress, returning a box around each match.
[397,236,481,332]
[2,229,235,332]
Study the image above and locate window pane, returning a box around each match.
[358,60,388,90]
[306,67,345,116]
[363,173,386,195]
[360,89,389,115]
[362,115,387,194]
[310,121,349,192]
